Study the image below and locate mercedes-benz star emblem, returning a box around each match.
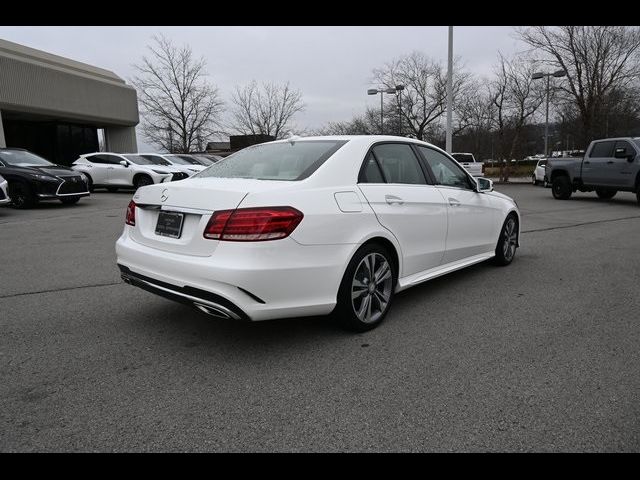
[161,189,169,202]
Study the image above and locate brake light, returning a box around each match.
[125,200,136,226]
[204,207,303,241]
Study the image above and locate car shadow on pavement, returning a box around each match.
[127,259,499,351]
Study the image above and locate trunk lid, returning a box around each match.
[129,177,287,256]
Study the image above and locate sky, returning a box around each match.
[0,26,526,151]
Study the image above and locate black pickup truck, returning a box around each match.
[545,137,640,205]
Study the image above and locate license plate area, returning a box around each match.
[155,211,185,239]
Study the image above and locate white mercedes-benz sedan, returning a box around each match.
[116,136,520,331]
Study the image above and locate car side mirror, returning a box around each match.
[119,160,128,167]
[476,177,493,193]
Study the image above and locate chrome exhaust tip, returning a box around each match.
[193,302,231,319]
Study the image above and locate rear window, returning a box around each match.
[451,153,475,163]
[195,140,348,181]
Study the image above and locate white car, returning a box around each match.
[138,153,207,177]
[532,159,548,186]
[116,135,520,331]
[72,153,189,192]
[0,174,10,206]
[451,153,483,177]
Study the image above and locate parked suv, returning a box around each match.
[546,137,640,204]
[72,153,188,192]
[0,148,90,208]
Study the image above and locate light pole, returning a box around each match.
[368,87,397,135]
[446,26,454,153]
[395,84,405,136]
[532,69,566,158]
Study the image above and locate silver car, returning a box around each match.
[0,174,10,206]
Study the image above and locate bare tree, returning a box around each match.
[518,26,640,144]
[230,81,304,139]
[489,53,545,181]
[132,35,224,153]
[373,52,471,140]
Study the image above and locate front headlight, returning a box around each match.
[31,174,58,181]
[151,169,170,175]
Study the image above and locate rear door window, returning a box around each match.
[589,141,615,158]
[371,144,427,185]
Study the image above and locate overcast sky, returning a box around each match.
[0,26,526,150]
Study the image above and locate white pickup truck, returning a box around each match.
[451,153,483,177]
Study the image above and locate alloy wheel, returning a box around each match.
[502,217,517,261]
[351,253,393,324]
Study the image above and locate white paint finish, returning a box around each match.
[72,153,178,187]
[116,135,520,322]
[358,183,448,276]
[0,175,10,205]
[334,191,362,212]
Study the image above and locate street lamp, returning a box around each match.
[395,84,405,136]
[368,87,397,135]
[532,69,566,158]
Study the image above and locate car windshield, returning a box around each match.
[123,155,157,166]
[138,154,172,166]
[451,153,474,163]
[0,150,54,167]
[195,140,348,181]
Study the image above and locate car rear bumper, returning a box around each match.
[115,229,354,321]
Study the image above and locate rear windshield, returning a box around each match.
[451,153,475,163]
[195,140,348,181]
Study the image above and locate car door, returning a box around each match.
[417,146,497,265]
[103,154,134,186]
[357,143,448,277]
[84,155,111,184]
[582,141,615,186]
[608,140,637,188]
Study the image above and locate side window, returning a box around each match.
[85,155,103,164]
[359,152,385,183]
[103,155,124,165]
[589,141,615,158]
[418,146,473,190]
[614,140,634,158]
[371,144,426,185]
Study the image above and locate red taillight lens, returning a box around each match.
[125,200,136,226]
[204,207,303,241]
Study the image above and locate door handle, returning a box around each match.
[607,161,614,164]
[385,195,404,205]
[448,198,461,207]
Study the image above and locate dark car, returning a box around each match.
[0,148,90,209]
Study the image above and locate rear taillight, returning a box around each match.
[204,206,303,241]
[125,200,136,226]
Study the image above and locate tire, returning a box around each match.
[106,187,119,193]
[60,197,80,205]
[493,214,518,266]
[551,175,572,200]
[595,188,617,200]
[8,182,37,209]
[134,175,153,189]
[334,244,396,332]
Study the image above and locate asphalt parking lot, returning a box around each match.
[1,185,640,452]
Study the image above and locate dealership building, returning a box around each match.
[0,38,139,165]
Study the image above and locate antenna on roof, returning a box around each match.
[287,133,301,144]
